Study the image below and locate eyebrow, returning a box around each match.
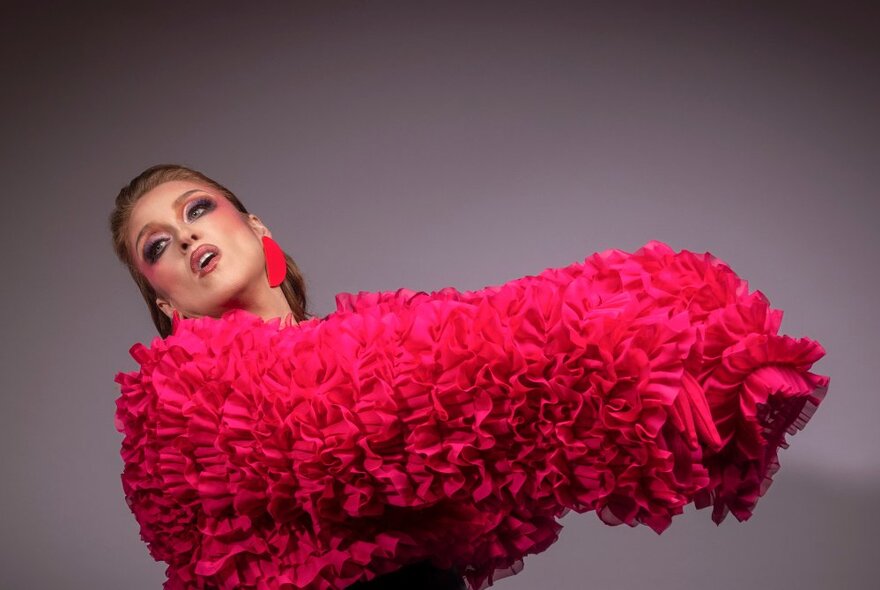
[134,189,204,255]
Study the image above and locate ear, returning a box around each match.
[247,213,271,239]
[156,296,175,320]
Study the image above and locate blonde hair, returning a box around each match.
[109,164,312,337]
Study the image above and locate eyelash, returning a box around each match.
[143,197,215,263]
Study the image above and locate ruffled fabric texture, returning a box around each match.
[114,240,829,590]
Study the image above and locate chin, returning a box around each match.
[200,265,265,313]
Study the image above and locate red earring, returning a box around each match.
[262,235,287,287]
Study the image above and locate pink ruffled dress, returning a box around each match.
[114,240,830,590]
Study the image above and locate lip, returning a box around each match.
[190,243,221,277]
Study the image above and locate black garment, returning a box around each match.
[344,560,467,590]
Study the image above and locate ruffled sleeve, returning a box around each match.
[114,239,829,590]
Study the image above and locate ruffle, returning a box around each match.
[114,239,829,590]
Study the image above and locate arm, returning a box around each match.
[115,240,829,590]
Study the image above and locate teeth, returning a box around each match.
[199,251,215,269]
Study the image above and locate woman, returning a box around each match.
[111,164,829,590]
[110,164,468,590]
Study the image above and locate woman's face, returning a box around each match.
[126,179,273,320]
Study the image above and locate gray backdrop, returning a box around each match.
[1,1,876,588]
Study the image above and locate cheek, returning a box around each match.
[211,209,255,243]
[139,258,187,295]
[214,211,260,253]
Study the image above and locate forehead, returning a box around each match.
[127,180,215,249]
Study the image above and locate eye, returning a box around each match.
[186,197,215,221]
[144,237,168,263]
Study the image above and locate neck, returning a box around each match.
[217,277,295,324]
[247,285,296,324]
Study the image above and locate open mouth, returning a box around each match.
[190,244,222,276]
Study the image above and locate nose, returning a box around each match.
[179,231,200,251]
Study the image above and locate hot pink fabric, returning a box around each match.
[114,240,829,590]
